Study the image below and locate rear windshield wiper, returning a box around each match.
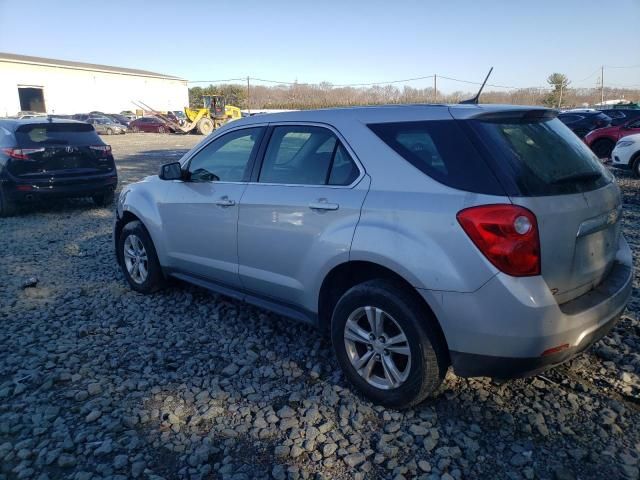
[551,171,602,185]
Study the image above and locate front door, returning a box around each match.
[160,126,265,286]
[238,124,369,308]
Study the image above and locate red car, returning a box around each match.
[129,117,173,134]
[585,116,640,159]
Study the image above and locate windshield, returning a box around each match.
[468,117,613,196]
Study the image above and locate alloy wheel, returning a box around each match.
[123,234,148,284]
[343,306,411,389]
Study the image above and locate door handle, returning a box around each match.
[309,200,339,211]
[214,197,235,207]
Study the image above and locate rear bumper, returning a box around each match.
[449,311,621,378]
[422,235,633,378]
[3,174,117,201]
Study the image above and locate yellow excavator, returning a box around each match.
[133,95,241,135]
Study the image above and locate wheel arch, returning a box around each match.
[317,260,450,361]
[114,210,144,265]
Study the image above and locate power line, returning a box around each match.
[187,71,637,92]
[604,64,640,69]
[572,68,601,84]
[189,78,245,84]
[249,75,436,87]
[437,75,548,90]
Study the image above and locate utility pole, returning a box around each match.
[433,74,437,103]
[246,76,251,115]
[558,82,564,109]
[600,65,604,105]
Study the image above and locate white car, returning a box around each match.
[611,133,640,177]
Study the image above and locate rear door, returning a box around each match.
[467,113,621,303]
[9,122,112,179]
[237,124,369,307]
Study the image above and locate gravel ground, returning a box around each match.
[0,133,639,480]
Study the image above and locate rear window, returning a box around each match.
[468,117,613,196]
[15,123,102,147]
[368,120,504,194]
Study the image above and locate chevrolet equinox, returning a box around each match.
[114,105,633,408]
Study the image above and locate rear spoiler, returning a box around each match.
[470,109,558,123]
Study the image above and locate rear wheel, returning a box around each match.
[92,190,115,207]
[591,139,614,159]
[0,188,17,217]
[118,220,166,293]
[196,117,214,135]
[331,279,448,409]
[132,126,139,133]
[158,126,165,134]
[106,128,113,135]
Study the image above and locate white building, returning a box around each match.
[0,52,188,117]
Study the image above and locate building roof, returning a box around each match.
[0,52,186,82]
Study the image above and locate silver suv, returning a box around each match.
[114,105,633,408]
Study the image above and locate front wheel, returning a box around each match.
[106,128,113,135]
[132,126,139,133]
[632,154,640,178]
[118,220,166,293]
[331,280,448,409]
[158,126,165,134]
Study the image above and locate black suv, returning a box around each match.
[598,108,640,126]
[0,118,117,216]
[557,110,612,138]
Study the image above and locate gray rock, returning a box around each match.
[344,453,366,467]
[57,454,76,468]
[85,410,102,422]
[87,382,102,395]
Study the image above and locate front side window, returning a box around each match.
[259,126,359,186]
[187,127,263,182]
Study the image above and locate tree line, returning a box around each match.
[188,74,640,110]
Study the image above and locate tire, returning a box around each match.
[591,139,614,159]
[0,187,17,217]
[92,190,115,207]
[106,128,113,135]
[158,127,165,134]
[132,126,139,133]
[118,220,165,294]
[632,154,640,178]
[331,279,448,409]
[196,117,214,135]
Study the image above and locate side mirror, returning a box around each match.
[159,162,183,180]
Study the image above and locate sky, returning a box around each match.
[1,0,639,93]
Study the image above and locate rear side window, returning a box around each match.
[368,120,504,194]
[468,117,612,196]
[259,125,359,186]
[15,123,101,147]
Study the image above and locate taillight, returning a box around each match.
[457,204,541,277]
[2,147,45,160]
[90,145,112,157]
